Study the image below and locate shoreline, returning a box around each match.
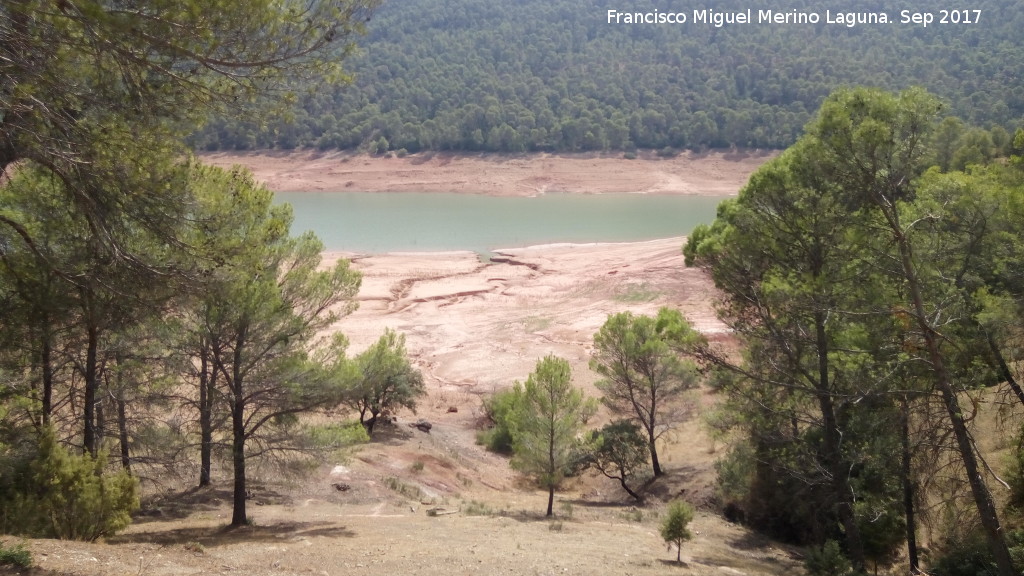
[200,149,774,197]
[323,235,690,261]
[491,235,687,253]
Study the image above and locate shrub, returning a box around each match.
[0,542,32,569]
[477,387,523,454]
[462,500,493,516]
[929,529,1024,576]
[2,428,138,541]
[305,421,370,452]
[183,541,206,554]
[382,476,424,501]
[804,540,853,576]
[559,501,574,519]
[621,508,643,523]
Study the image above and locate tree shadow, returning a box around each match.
[133,484,290,524]
[479,508,563,524]
[642,465,705,502]
[368,421,416,446]
[561,498,644,509]
[109,520,355,547]
[718,532,793,565]
[727,530,781,552]
[657,559,689,568]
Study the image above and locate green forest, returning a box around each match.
[684,87,1024,576]
[192,0,1024,153]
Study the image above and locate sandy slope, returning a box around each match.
[201,149,774,196]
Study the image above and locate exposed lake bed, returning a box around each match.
[201,151,768,361]
[202,149,773,197]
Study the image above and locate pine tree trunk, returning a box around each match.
[199,345,214,487]
[83,323,99,456]
[619,477,643,501]
[95,400,105,451]
[814,311,867,571]
[40,333,53,424]
[987,333,1024,407]
[649,436,663,477]
[649,385,663,477]
[230,386,248,526]
[118,396,131,472]
[900,397,920,574]
[888,212,1016,576]
[230,334,248,527]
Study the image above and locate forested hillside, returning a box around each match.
[685,87,1024,575]
[193,0,1024,153]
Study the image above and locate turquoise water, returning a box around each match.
[274,192,729,254]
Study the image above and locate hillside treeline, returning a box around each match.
[192,0,1024,153]
[0,0,384,538]
[686,87,1024,576]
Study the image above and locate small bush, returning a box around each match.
[929,529,1024,576]
[478,388,523,454]
[559,501,574,519]
[623,151,637,160]
[183,541,206,554]
[383,476,424,501]
[621,508,643,523]
[2,428,139,541]
[462,500,493,516]
[660,500,694,563]
[0,542,32,569]
[804,540,853,576]
[475,428,511,453]
[306,422,370,449]
[411,460,425,473]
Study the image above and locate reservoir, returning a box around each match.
[275,192,729,254]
